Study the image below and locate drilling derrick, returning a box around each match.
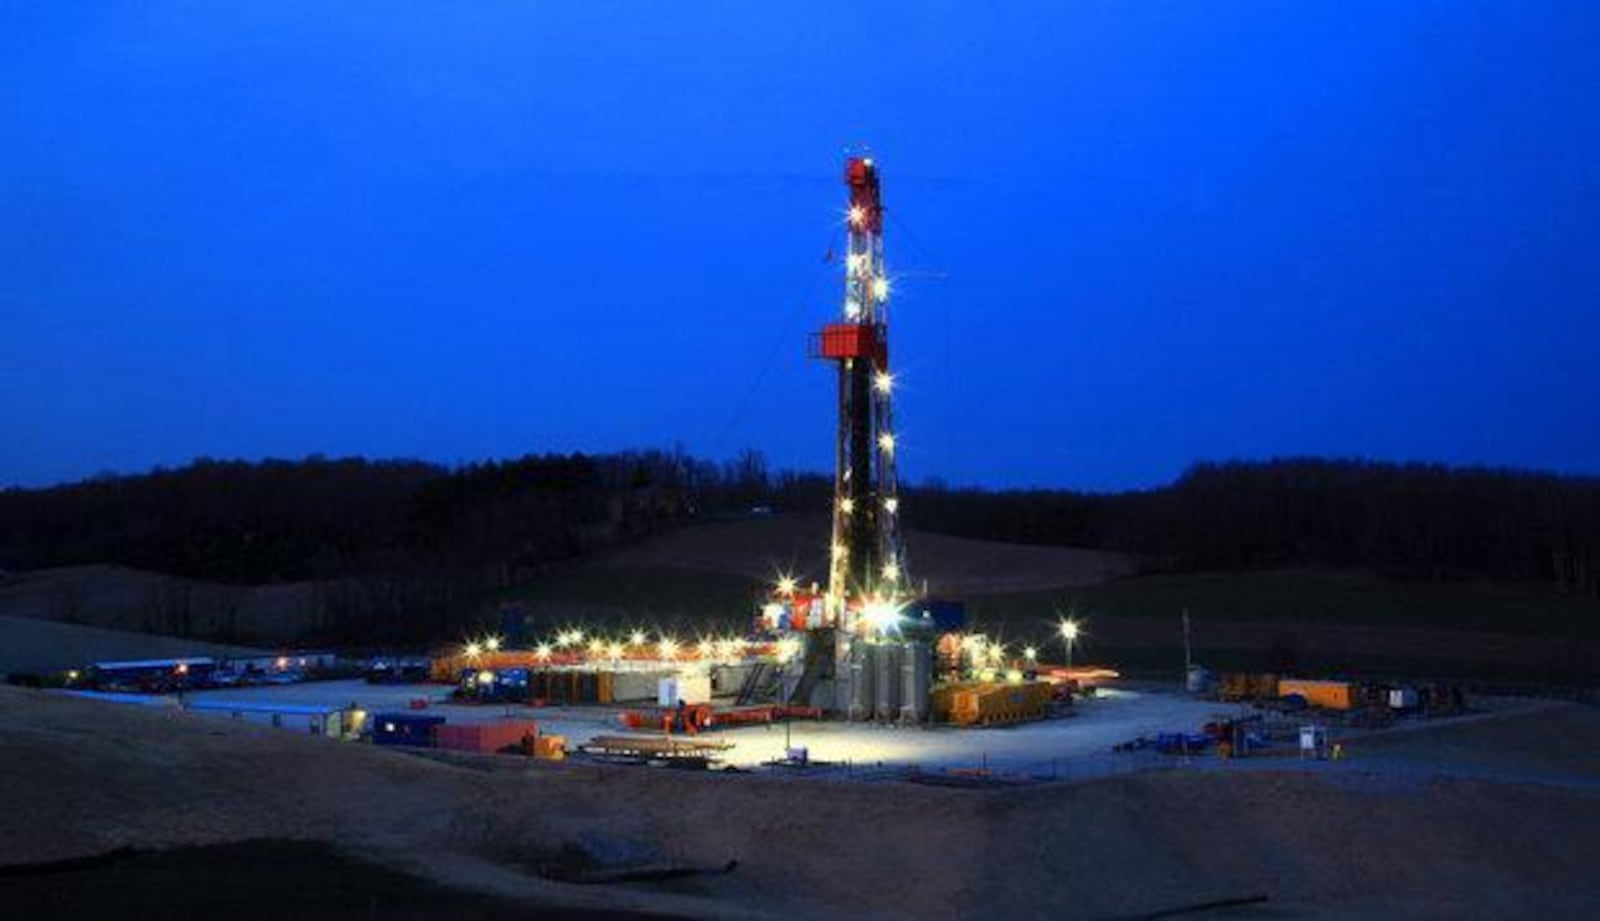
[815,156,906,630]
[752,155,932,722]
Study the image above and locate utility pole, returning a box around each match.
[1183,607,1192,675]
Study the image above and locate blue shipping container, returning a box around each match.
[912,599,966,632]
[372,713,446,747]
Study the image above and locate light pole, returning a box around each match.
[1058,619,1080,670]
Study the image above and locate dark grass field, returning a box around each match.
[964,570,1600,637]
[496,562,1600,684]
[496,564,765,637]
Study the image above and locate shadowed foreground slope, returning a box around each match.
[2,687,1597,918]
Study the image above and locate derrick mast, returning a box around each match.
[814,156,907,631]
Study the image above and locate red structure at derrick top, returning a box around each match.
[811,154,907,630]
[845,156,884,234]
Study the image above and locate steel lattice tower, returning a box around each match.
[814,155,907,632]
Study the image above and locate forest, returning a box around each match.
[2,452,1596,602]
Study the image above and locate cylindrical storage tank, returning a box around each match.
[874,643,903,722]
[848,642,874,721]
[899,642,932,723]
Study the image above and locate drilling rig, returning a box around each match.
[819,155,907,622]
[759,155,938,721]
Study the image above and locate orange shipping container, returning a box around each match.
[435,720,539,753]
[951,681,1051,726]
[1277,679,1353,711]
[534,735,567,761]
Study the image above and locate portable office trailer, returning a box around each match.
[90,657,218,691]
[185,700,359,737]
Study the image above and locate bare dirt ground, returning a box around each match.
[3,686,1597,919]
[599,514,1132,595]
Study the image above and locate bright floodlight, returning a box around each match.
[464,641,482,657]
[697,638,715,659]
[659,637,681,660]
[776,575,798,596]
[882,561,901,582]
[775,636,802,664]
[873,371,894,394]
[1024,645,1038,662]
[588,638,606,656]
[485,636,501,652]
[860,597,903,634]
[872,276,890,300]
[535,643,553,661]
[629,629,646,647]
[877,432,895,454]
[848,205,865,225]
[883,497,899,514]
[1059,619,1081,642]
[839,497,855,515]
[477,670,495,685]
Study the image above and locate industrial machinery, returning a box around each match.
[756,156,937,720]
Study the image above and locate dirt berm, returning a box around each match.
[2,687,1596,918]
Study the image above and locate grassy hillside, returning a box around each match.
[963,572,1600,683]
[966,570,1600,638]
[490,561,1600,684]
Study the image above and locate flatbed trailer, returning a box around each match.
[577,734,734,765]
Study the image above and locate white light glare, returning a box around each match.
[883,497,899,514]
[464,642,482,657]
[860,596,904,634]
[873,371,894,394]
[872,276,890,300]
[878,432,896,454]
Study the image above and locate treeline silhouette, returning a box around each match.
[901,460,1600,596]
[2,454,1596,601]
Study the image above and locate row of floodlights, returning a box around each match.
[959,617,1085,667]
[462,632,805,665]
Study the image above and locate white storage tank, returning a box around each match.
[873,643,903,722]
[847,642,874,721]
[899,641,932,723]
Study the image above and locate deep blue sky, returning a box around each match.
[3,2,1597,491]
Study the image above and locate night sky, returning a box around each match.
[4,2,1597,490]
